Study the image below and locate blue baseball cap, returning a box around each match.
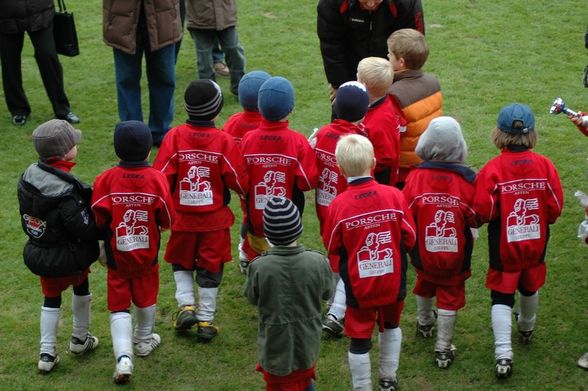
[497,103,535,134]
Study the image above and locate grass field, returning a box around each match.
[0,1,587,390]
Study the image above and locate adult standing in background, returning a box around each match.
[103,0,182,145]
[0,0,80,126]
[186,0,246,96]
[317,0,424,102]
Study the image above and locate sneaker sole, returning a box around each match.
[38,355,60,373]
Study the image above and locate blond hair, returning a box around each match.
[357,57,394,98]
[335,134,374,177]
[387,28,429,70]
[491,128,537,150]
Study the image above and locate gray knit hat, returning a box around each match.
[32,119,81,161]
[263,197,303,246]
[184,79,224,121]
[416,116,468,163]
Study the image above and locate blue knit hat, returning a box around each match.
[114,120,153,162]
[258,76,295,121]
[334,81,369,122]
[238,70,271,111]
[497,103,535,134]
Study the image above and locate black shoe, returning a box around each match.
[12,114,27,126]
[58,112,80,124]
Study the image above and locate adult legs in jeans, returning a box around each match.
[190,29,216,81]
[217,26,245,95]
[113,48,144,124]
[145,44,176,144]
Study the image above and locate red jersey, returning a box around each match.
[153,122,249,232]
[473,148,563,272]
[403,162,478,286]
[323,178,416,308]
[223,110,263,145]
[241,119,318,236]
[314,119,361,233]
[363,96,405,186]
[92,163,174,275]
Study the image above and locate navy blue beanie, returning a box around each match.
[258,76,295,121]
[238,70,271,111]
[114,120,153,162]
[334,81,369,122]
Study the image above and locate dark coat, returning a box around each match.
[0,0,54,34]
[317,0,424,88]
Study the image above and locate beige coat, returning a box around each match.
[186,0,237,31]
[103,0,182,55]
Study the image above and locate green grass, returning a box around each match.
[0,0,587,389]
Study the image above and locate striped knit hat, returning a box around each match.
[184,79,224,121]
[263,197,303,246]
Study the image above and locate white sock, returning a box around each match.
[348,351,372,390]
[133,305,156,343]
[416,295,435,326]
[40,306,60,356]
[518,292,538,332]
[378,327,401,382]
[196,287,218,322]
[329,278,346,320]
[72,294,92,339]
[492,304,513,360]
[111,311,133,360]
[174,270,195,307]
[435,309,456,352]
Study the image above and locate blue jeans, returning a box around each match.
[113,44,176,144]
[189,26,245,94]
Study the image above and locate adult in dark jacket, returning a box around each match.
[317,0,424,101]
[0,0,79,126]
[103,0,182,145]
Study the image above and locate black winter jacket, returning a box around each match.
[317,0,424,89]
[0,0,54,34]
[18,162,100,277]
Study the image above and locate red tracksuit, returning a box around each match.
[473,148,563,283]
[223,110,263,145]
[240,119,318,244]
[314,119,361,233]
[363,96,404,186]
[403,162,478,287]
[322,177,416,308]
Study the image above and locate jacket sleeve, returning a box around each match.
[244,262,259,306]
[399,194,417,251]
[317,0,351,88]
[156,180,175,231]
[295,137,318,191]
[222,137,249,196]
[397,0,425,34]
[545,160,564,224]
[61,193,101,242]
[472,165,498,224]
[152,139,178,192]
[320,255,335,300]
[322,205,341,272]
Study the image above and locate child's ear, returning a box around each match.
[370,157,376,170]
[337,164,348,179]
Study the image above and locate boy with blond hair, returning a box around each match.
[473,103,563,378]
[387,28,442,187]
[357,56,404,186]
[323,134,416,391]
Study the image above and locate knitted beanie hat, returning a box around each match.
[238,70,271,111]
[32,119,81,161]
[114,120,153,162]
[497,103,535,134]
[334,81,369,122]
[416,116,468,163]
[184,79,224,121]
[258,76,295,121]
[263,197,303,246]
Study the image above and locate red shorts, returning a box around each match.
[165,229,231,273]
[107,265,159,312]
[40,269,90,297]
[345,302,404,339]
[256,364,315,391]
[413,277,466,311]
[485,263,546,294]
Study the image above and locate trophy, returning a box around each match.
[549,97,579,117]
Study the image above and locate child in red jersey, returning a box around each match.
[153,80,249,341]
[223,70,271,271]
[240,76,318,265]
[357,56,404,186]
[92,121,174,384]
[313,81,369,338]
[473,103,563,379]
[18,120,101,373]
[323,134,416,391]
[402,116,478,369]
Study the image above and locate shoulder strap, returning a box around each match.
[56,0,67,13]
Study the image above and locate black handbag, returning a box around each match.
[53,0,79,57]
